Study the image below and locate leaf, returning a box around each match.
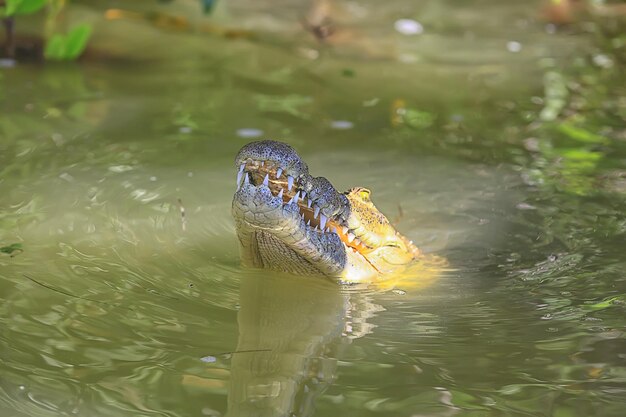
[557,122,608,144]
[559,148,602,162]
[1,243,23,256]
[5,0,47,16]
[254,94,313,119]
[200,0,217,14]
[403,108,435,129]
[540,71,568,122]
[44,23,92,60]
[44,34,66,60]
[582,296,623,311]
[64,24,92,59]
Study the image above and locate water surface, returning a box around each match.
[1,1,625,416]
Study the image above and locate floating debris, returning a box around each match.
[177,198,187,232]
[394,19,424,35]
[1,243,23,257]
[330,120,354,130]
[363,98,379,107]
[506,41,522,53]
[0,58,16,68]
[108,165,134,173]
[592,54,613,69]
[236,128,263,138]
[59,173,75,182]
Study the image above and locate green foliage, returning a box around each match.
[1,0,47,17]
[403,108,435,129]
[557,121,608,145]
[0,243,23,256]
[254,94,313,119]
[200,0,216,14]
[173,109,199,130]
[539,71,567,122]
[583,295,624,311]
[0,0,92,61]
[341,68,356,78]
[44,23,92,60]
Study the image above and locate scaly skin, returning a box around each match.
[232,140,420,283]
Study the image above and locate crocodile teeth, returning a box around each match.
[307,219,311,226]
[276,168,283,179]
[262,173,269,186]
[314,206,320,219]
[287,176,294,191]
[301,191,306,199]
[319,214,327,230]
[342,226,349,234]
[307,199,312,208]
[244,173,250,184]
[347,233,356,243]
[236,171,243,189]
[278,189,284,199]
[289,191,300,205]
[239,164,245,173]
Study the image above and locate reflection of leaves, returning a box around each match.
[0,200,45,229]
[254,94,313,119]
[560,149,602,164]
[0,243,23,257]
[403,108,435,129]
[581,295,624,311]
[540,71,567,122]
[45,24,92,61]
[173,108,198,130]
[557,122,608,145]
[552,147,603,195]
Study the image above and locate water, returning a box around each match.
[1,1,625,416]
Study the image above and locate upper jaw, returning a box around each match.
[234,141,369,249]
[234,140,349,221]
[235,140,309,182]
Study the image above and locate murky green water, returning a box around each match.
[1,1,625,416]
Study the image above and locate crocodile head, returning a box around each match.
[232,140,420,283]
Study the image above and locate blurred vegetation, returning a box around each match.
[0,0,47,16]
[1,0,217,60]
[388,7,626,198]
[1,0,92,60]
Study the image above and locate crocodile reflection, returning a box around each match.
[226,274,382,417]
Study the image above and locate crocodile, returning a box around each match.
[232,140,420,283]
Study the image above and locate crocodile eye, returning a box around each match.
[358,188,371,201]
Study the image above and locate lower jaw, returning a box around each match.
[237,222,379,282]
[234,218,346,275]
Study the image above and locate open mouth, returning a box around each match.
[236,158,369,254]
